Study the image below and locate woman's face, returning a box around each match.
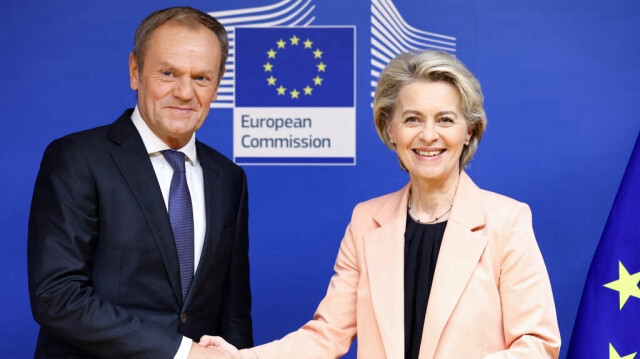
[387,80,472,184]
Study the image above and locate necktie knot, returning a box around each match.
[161,150,186,173]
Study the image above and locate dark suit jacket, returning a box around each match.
[28,109,253,358]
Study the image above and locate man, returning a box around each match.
[27,7,252,359]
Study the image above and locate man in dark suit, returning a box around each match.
[27,7,252,359]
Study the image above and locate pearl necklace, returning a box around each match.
[407,196,452,224]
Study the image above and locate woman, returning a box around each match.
[204,50,561,358]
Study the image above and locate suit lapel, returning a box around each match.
[363,185,410,359]
[419,172,487,358]
[106,111,182,306]
[184,142,223,308]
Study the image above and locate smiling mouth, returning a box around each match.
[414,149,444,157]
[167,106,194,111]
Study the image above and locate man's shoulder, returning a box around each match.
[58,124,110,143]
[49,109,132,148]
[40,110,135,166]
[196,140,245,178]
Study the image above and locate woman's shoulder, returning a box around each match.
[462,173,529,211]
[474,185,533,225]
[360,187,405,207]
[479,187,525,207]
[349,184,409,222]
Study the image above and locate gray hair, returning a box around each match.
[132,6,228,83]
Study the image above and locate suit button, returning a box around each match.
[180,313,187,323]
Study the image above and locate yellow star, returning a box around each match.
[313,75,323,86]
[266,76,276,86]
[316,62,327,72]
[290,35,300,45]
[276,39,286,49]
[303,39,313,49]
[263,62,273,72]
[604,261,640,310]
[276,85,286,95]
[313,48,323,59]
[290,89,300,99]
[610,343,637,359]
[303,85,313,95]
[267,49,277,59]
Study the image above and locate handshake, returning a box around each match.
[189,336,251,359]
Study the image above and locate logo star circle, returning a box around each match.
[260,34,327,98]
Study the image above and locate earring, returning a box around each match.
[465,141,469,146]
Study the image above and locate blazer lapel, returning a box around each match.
[419,172,487,358]
[106,111,182,306]
[364,185,410,359]
[184,142,223,308]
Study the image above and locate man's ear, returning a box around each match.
[129,53,140,91]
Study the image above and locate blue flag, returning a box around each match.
[234,27,354,107]
[567,132,640,358]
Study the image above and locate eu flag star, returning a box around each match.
[276,85,286,95]
[317,62,327,72]
[313,49,323,59]
[267,76,277,86]
[290,89,300,99]
[267,49,277,59]
[603,261,640,310]
[263,62,273,72]
[313,76,323,86]
[290,35,300,45]
[610,343,637,359]
[276,39,286,49]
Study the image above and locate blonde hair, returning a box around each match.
[374,50,487,169]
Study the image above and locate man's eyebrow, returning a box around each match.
[155,61,216,76]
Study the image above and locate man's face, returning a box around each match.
[129,22,223,149]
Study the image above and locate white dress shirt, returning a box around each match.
[131,106,206,359]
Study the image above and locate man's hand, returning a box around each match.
[198,335,238,355]
[187,342,237,359]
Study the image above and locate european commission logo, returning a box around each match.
[233,27,356,165]
[236,27,354,108]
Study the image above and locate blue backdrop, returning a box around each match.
[2,0,639,358]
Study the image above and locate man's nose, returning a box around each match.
[173,76,194,101]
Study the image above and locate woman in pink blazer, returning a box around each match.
[204,50,561,358]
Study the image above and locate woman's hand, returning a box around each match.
[198,335,239,358]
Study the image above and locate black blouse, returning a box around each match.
[404,214,447,359]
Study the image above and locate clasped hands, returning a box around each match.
[188,335,241,359]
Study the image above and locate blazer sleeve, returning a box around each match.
[217,169,253,348]
[484,203,561,359]
[241,206,361,359]
[28,138,182,359]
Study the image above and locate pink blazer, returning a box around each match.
[242,172,561,358]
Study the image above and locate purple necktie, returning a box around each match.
[161,150,194,301]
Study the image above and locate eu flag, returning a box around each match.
[234,27,354,107]
[567,132,640,358]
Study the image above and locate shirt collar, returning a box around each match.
[131,106,198,166]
